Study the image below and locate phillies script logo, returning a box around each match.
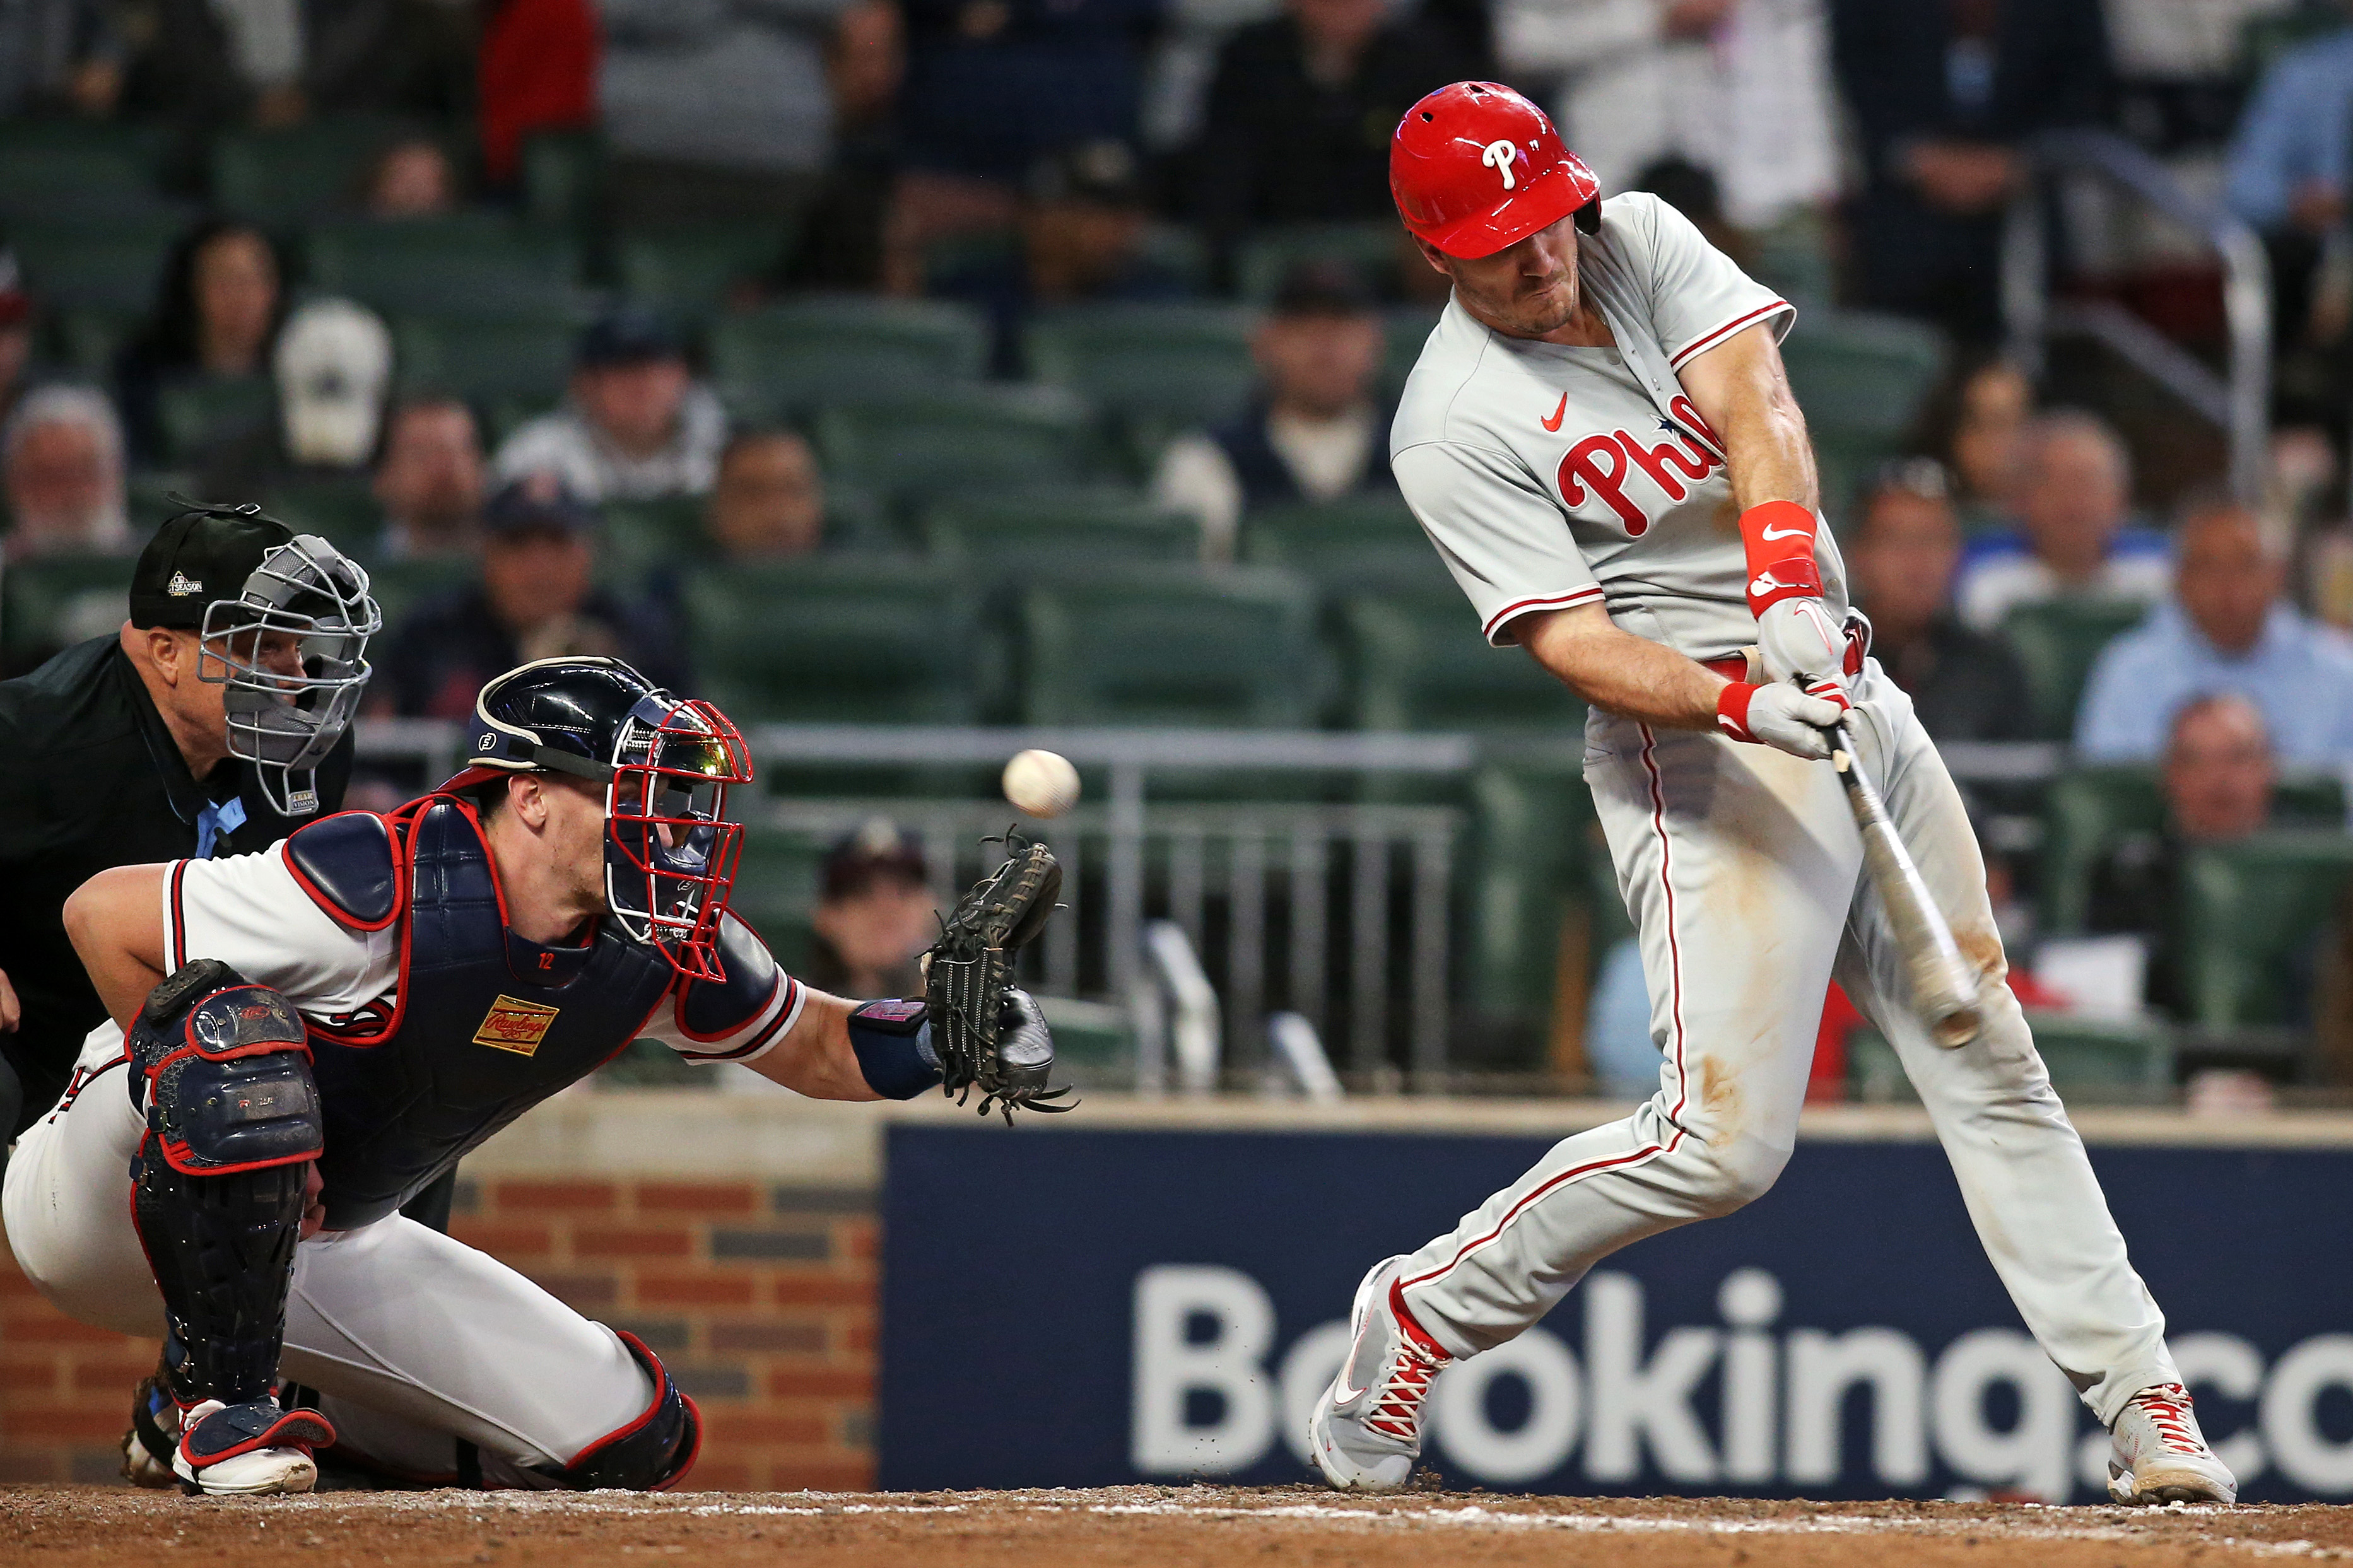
[1556,395,1722,536]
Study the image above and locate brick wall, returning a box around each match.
[0,1177,879,1490]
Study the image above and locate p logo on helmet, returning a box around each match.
[1391,81,1603,259]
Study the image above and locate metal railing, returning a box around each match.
[2001,129,2271,501]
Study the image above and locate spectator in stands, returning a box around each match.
[124,0,476,130]
[1847,459,2033,742]
[1153,260,1394,561]
[806,820,939,999]
[705,430,827,561]
[479,0,601,190]
[1,385,131,561]
[114,219,285,467]
[0,254,33,431]
[373,475,688,719]
[1829,0,2112,342]
[1953,411,2169,631]
[1495,0,1837,272]
[2224,18,2353,423]
[197,298,395,497]
[1189,0,1476,254]
[1920,354,2035,533]
[2087,693,2281,1020]
[493,308,727,503]
[599,0,836,225]
[2077,496,2353,765]
[373,397,486,559]
[782,0,906,291]
[934,140,1190,375]
[0,0,123,118]
[363,136,460,218]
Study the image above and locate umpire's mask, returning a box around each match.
[197,535,380,817]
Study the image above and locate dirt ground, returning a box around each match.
[7,1487,2353,1568]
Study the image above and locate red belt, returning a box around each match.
[1701,620,1868,686]
[1703,655,1750,681]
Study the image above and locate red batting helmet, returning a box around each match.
[1390,81,1602,259]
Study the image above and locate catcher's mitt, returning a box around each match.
[924,829,1074,1121]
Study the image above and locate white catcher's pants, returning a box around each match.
[1398,660,2178,1425]
[3,1036,650,1476]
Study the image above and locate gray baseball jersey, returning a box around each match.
[1391,190,1846,659]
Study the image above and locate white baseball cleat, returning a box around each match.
[2108,1383,2237,1504]
[172,1398,336,1496]
[1307,1255,1453,1492]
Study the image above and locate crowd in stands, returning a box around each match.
[19,0,2353,1073]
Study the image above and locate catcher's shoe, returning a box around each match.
[2108,1383,2238,1504]
[172,1398,336,1496]
[1308,1255,1452,1492]
[121,1374,181,1489]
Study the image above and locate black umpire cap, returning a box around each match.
[128,503,295,629]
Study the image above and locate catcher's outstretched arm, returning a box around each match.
[748,991,887,1101]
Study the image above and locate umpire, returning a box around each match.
[0,501,378,1142]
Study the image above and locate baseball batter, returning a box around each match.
[1307,82,2233,1506]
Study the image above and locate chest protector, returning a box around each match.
[286,795,679,1229]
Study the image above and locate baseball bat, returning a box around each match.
[1828,721,1983,1048]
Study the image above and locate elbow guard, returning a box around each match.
[847,998,942,1100]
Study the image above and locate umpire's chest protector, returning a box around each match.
[285,796,681,1229]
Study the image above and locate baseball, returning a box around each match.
[1002,749,1081,818]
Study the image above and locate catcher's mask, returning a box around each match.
[453,657,753,981]
[197,534,380,818]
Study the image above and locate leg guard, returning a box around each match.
[554,1331,701,1491]
[125,961,322,1408]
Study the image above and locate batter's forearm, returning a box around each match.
[1677,323,1817,512]
[1517,603,1727,730]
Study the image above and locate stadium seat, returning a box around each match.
[308,219,580,317]
[920,489,1199,568]
[598,494,708,586]
[0,136,161,215]
[2000,598,2152,740]
[1341,594,1581,733]
[2178,831,2353,1029]
[391,314,583,408]
[728,820,829,973]
[156,376,276,466]
[1240,496,1436,594]
[49,306,142,376]
[1382,307,1443,402]
[1462,758,1602,1049]
[519,129,606,240]
[208,120,407,224]
[709,298,990,418]
[616,225,794,322]
[1016,563,1321,727]
[0,553,132,673]
[1848,1012,2173,1099]
[265,472,382,552]
[1233,223,1401,303]
[1776,310,1947,515]
[12,209,188,313]
[681,557,983,723]
[1024,304,1259,471]
[813,385,1101,508]
[361,556,475,628]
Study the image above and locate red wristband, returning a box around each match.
[1716,681,1759,743]
[1739,500,1822,616]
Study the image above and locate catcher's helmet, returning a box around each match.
[450,657,753,981]
[1391,81,1602,259]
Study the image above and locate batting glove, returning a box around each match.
[1717,681,1844,761]
[1756,597,1853,709]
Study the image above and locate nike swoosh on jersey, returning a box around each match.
[1759,522,1810,541]
[1540,392,1568,433]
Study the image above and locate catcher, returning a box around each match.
[1,655,1067,1495]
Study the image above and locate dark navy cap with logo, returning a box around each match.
[129,503,295,629]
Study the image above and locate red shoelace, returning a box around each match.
[2132,1384,2202,1453]
[1364,1343,1446,1442]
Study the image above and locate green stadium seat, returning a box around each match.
[0,142,160,214]
[308,219,579,317]
[1460,759,1618,1069]
[681,557,982,723]
[1240,496,1436,594]
[1848,1011,2173,1099]
[1035,995,1137,1085]
[264,472,382,552]
[597,494,708,586]
[391,314,582,406]
[2179,830,2353,1029]
[1382,307,1442,402]
[49,306,141,375]
[616,225,793,321]
[519,129,607,240]
[11,209,189,313]
[1233,223,1401,303]
[1341,594,1582,733]
[709,298,990,417]
[1016,563,1320,727]
[156,376,275,466]
[920,489,1199,568]
[208,120,405,224]
[361,556,475,628]
[728,820,829,973]
[1777,310,1947,514]
[1024,304,1258,470]
[813,385,1100,508]
[2000,598,2151,740]
[0,553,132,673]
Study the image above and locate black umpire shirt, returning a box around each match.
[0,634,353,1136]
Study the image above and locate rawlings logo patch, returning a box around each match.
[473,995,560,1055]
